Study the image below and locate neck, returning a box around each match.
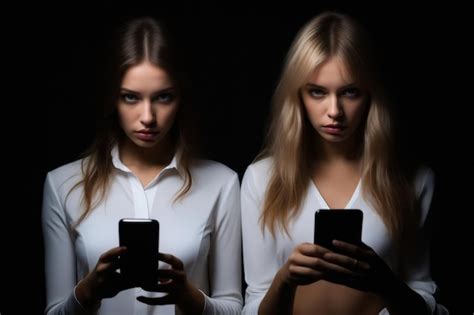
[313,134,362,164]
[119,136,175,169]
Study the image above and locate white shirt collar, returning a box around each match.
[110,144,184,179]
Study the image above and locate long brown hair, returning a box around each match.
[70,17,195,225]
[260,12,415,250]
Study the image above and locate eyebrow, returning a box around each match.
[305,83,357,91]
[120,87,175,95]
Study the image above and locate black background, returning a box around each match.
[3,1,473,314]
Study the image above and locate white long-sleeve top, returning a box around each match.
[42,147,242,315]
[241,157,448,315]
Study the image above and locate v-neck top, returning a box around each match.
[310,178,362,209]
[241,157,446,315]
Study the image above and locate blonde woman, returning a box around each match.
[42,17,242,315]
[241,11,448,315]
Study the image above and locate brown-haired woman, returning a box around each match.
[42,17,242,315]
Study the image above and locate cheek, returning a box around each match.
[117,107,135,128]
[157,105,178,127]
[117,107,127,127]
[303,102,324,126]
[345,103,367,124]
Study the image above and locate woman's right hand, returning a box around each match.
[259,242,354,315]
[75,246,130,311]
[277,242,354,287]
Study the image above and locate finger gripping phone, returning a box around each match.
[314,209,363,250]
[119,218,159,287]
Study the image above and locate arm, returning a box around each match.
[42,173,89,315]
[43,173,130,314]
[386,169,448,314]
[241,165,291,315]
[258,244,336,315]
[258,269,297,315]
[325,239,433,315]
[201,173,243,314]
[323,168,449,315]
[241,164,352,314]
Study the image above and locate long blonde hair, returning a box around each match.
[70,17,196,225]
[260,12,415,249]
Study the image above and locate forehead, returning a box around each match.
[306,57,354,88]
[121,62,172,92]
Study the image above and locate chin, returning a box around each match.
[321,134,350,143]
[132,139,160,148]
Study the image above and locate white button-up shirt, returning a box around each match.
[42,147,242,314]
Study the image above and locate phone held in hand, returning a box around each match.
[314,209,363,251]
[119,218,159,287]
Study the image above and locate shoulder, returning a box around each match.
[190,159,239,185]
[413,166,435,199]
[243,157,273,183]
[246,157,273,176]
[45,158,85,192]
[412,166,436,225]
[241,157,273,197]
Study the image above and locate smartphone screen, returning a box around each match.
[314,209,363,250]
[119,218,159,287]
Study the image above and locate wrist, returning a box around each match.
[75,279,101,312]
[378,272,403,302]
[176,281,205,315]
[258,267,297,315]
[276,265,297,292]
[379,276,429,315]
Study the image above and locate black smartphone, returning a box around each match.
[314,209,363,251]
[119,218,159,287]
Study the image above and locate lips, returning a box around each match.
[322,124,346,135]
[136,129,159,134]
[324,124,345,129]
[135,130,159,141]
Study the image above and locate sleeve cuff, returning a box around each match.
[377,295,450,315]
[198,289,243,315]
[415,290,450,315]
[198,289,209,315]
[72,281,100,314]
[58,289,92,315]
[242,295,263,315]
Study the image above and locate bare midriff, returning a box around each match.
[293,280,385,315]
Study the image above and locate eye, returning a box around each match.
[308,88,326,98]
[342,87,361,98]
[153,92,176,104]
[120,93,139,104]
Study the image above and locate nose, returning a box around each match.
[327,95,343,119]
[140,100,157,127]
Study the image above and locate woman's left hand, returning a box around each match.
[322,240,398,296]
[136,253,205,314]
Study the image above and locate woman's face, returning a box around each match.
[117,62,179,148]
[301,57,368,144]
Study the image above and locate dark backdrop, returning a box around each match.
[4,2,472,314]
